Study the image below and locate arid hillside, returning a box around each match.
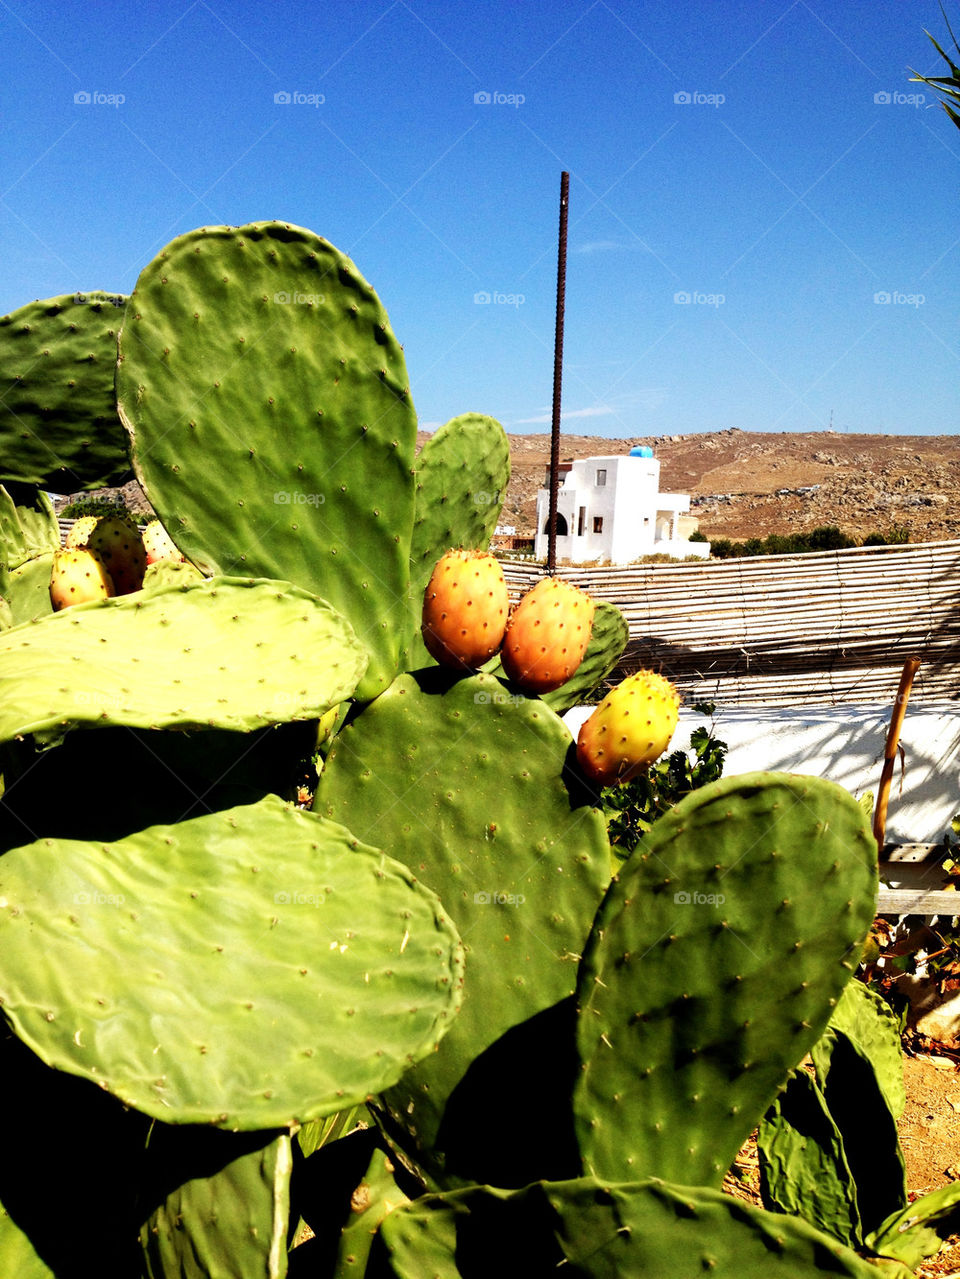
[477,429,960,545]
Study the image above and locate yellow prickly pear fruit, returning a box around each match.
[577,669,680,787]
[421,548,509,670]
[49,547,115,611]
[84,514,147,595]
[64,515,99,548]
[142,519,185,566]
[499,577,595,694]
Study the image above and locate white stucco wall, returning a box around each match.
[563,701,960,845]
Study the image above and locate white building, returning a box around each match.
[533,448,709,564]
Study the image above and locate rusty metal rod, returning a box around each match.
[547,170,569,574]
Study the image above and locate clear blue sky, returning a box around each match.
[2,0,958,437]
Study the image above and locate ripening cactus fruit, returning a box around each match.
[421,549,509,670]
[64,515,99,549]
[499,577,595,694]
[142,518,185,566]
[72,514,146,595]
[49,547,115,610]
[577,669,680,786]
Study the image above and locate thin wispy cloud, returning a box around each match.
[574,239,623,255]
[514,405,617,425]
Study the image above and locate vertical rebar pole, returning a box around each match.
[547,171,569,574]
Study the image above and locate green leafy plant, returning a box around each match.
[602,702,727,857]
[911,2,960,129]
[59,495,134,520]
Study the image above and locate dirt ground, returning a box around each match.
[493,429,960,545]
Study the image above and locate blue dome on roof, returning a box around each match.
[629,445,654,457]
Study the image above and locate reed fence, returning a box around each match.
[501,541,960,706]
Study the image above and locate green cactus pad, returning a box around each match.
[0,795,464,1128]
[0,487,60,571]
[334,1145,411,1275]
[868,1180,960,1269]
[140,1127,291,1279]
[811,976,906,1120]
[142,558,205,590]
[116,222,418,701]
[370,1176,884,1278]
[758,1068,862,1248]
[0,1206,54,1279]
[0,575,367,741]
[574,772,878,1188]
[316,669,609,1186]
[0,293,130,490]
[3,554,54,626]
[808,987,907,1238]
[402,414,510,670]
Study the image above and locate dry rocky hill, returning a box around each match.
[60,430,960,548]
[486,429,960,545]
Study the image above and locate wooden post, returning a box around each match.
[873,657,922,853]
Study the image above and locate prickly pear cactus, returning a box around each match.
[0,795,464,1128]
[574,772,878,1188]
[421,549,509,670]
[500,577,595,693]
[139,1126,292,1279]
[48,545,114,610]
[69,511,146,594]
[0,293,129,490]
[316,669,610,1187]
[116,221,418,701]
[0,486,61,626]
[0,576,366,740]
[369,1176,886,1278]
[142,517,185,565]
[409,414,510,588]
[577,668,681,786]
[403,413,510,670]
[483,596,630,716]
[539,600,629,715]
[0,486,60,569]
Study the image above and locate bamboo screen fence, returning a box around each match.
[56,521,960,706]
[501,540,960,707]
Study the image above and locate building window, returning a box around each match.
[542,512,568,536]
[577,506,586,536]
[596,469,607,486]
[593,516,603,534]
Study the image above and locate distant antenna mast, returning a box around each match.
[829,408,834,431]
[547,171,569,574]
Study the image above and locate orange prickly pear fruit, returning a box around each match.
[421,549,510,670]
[499,577,595,694]
[142,519,185,566]
[49,547,115,611]
[577,669,680,787]
[81,514,146,595]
